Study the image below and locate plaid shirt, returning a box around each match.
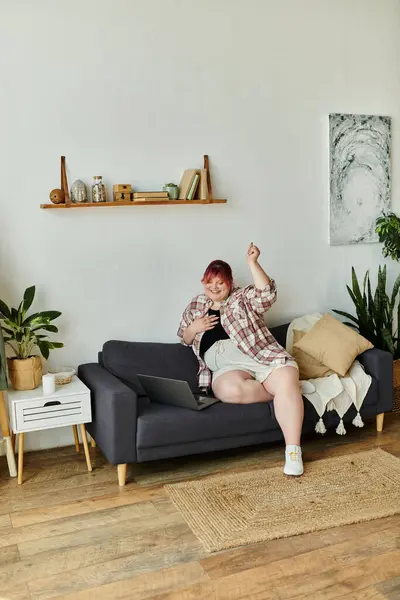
[177,279,292,389]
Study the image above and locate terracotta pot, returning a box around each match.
[7,356,42,391]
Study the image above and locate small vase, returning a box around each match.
[7,356,42,390]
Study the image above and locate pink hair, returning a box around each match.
[202,260,233,288]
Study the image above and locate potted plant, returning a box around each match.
[375,212,400,412]
[334,266,400,413]
[162,183,179,199]
[0,286,63,390]
[333,266,400,355]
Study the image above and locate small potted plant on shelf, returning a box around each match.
[162,183,179,199]
[0,286,63,390]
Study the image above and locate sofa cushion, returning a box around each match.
[293,313,373,377]
[136,400,278,448]
[292,329,333,380]
[102,340,200,396]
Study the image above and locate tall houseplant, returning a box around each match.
[376,212,400,262]
[0,286,63,390]
[375,212,400,411]
[333,266,400,358]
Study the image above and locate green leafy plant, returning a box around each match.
[376,212,400,261]
[0,286,63,360]
[333,266,400,358]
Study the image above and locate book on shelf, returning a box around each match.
[195,169,209,200]
[187,173,200,200]
[178,169,198,199]
[133,191,168,199]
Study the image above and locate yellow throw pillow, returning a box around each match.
[293,313,373,377]
[291,330,334,380]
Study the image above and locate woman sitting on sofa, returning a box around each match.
[177,243,304,476]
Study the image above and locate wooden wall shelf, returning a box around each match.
[42,155,226,210]
[40,199,227,209]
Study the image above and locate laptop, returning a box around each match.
[137,374,220,411]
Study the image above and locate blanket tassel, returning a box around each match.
[315,418,326,434]
[352,412,364,428]
[336,419,346,435]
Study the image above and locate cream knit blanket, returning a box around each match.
[286,314,372,435]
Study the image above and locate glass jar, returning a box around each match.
[92,176,107,203]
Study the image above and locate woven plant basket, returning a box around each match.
[7,356,42,391]
[392,359,400,413]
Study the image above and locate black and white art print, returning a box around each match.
[329,113,391,245]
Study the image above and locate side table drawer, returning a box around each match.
[15,393,91,432]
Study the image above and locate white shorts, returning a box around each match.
[204,339,298,383]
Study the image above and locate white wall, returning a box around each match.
[1,0,399,450]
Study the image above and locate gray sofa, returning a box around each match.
[78,323,393,486]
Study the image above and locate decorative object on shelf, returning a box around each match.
[92,175,107,203]
[70,179,88,203]
[329,114,391,246]
[0,286,63,390]
[50,367,76,385]
[42,373,56,395]
[162,183,179,199]
[40,155,225,209]
[114,191,133,202]
[49,156,70,205]
[113,184,131,193]
[333,266,400,414]
[49,188,65,204]
[113,184,133,202]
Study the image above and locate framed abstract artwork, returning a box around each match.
[329,113,391,245]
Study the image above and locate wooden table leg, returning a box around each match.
[0,391,17,478]
[18,433,24,485]
[117,464,127,487]
[79,424,92,472]
[376,413,384,432]
[72,425,80,452]
[90,437,96,448]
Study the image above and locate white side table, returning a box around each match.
[7,376,92,484]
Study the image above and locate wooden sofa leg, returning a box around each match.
[376,413,384,432]
[117,464,127,486]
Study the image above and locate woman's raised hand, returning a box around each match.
[246,242,260,264]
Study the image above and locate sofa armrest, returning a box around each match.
[358,348,393,413]
[78,363,138,464]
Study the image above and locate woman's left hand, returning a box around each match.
[246,243,260,264]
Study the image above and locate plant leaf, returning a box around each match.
[382,328,395,354]
[31,324,58,333]
[37,341,50,360]
[22,286,35,315]
[37,311,61,321]
[332,309,359,326]
[0,300,11,319]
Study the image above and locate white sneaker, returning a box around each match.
[284,445,304,476]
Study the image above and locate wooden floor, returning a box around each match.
[0,415,399,600]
